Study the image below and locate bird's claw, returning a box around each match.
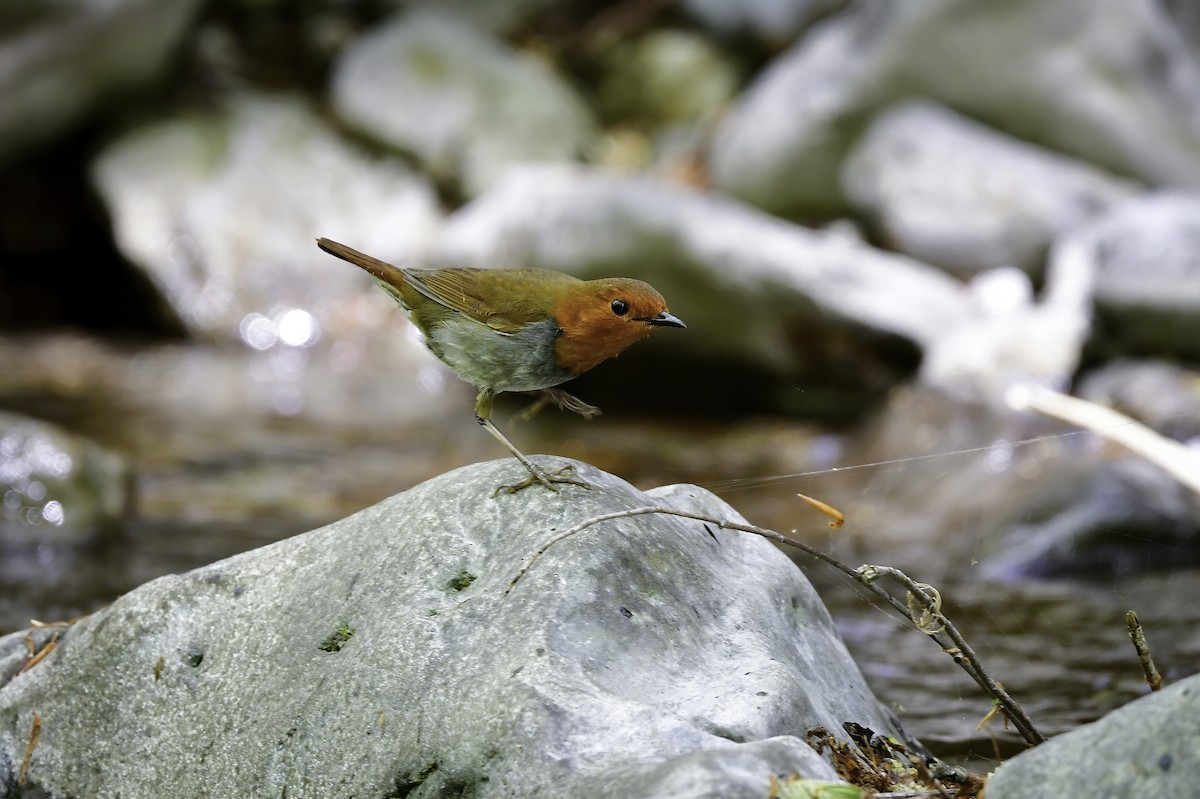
[494,464,593,496]
[517,389,602,422]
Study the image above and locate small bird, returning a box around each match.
[317,238,685,493]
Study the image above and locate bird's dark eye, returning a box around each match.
[611,299,629,316]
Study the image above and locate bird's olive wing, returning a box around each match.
[404,268,571,334]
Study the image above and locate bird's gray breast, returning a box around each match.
[424,316,573,393]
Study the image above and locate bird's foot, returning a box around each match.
[517,389,602,422]
[494,463,593,496]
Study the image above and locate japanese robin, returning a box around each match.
[316,238,685,493]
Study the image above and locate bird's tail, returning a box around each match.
[316,238,409,287]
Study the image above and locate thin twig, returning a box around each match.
[506,506,816,592]
[29,619,74,628]
[506,505,1046,746]
[856,565,1044,744]
[18,712,41,785]
[906,752,955,799]
[18,631,59,675]
[1125,610,1162,692]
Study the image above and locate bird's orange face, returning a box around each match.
[552,278,685,375]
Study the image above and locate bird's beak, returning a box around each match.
[645,311,686,328]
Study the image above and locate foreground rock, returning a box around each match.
[0,459,912,798]
[985,672,1200,799]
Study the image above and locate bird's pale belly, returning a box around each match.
[424,316,574,393]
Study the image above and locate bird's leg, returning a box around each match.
[475,390,591,495]
[516,388,602,422]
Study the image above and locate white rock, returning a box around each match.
[842,101,1138,278]
[330,11,597,197]
[1052,192,1200,360]
[0,0,202,164]
[91,93,441,342]
[712,0,1200,216]
[919,264,1092,399]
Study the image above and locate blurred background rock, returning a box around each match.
[2,0,1199,767]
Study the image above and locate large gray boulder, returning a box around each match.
[985,672,1200,799]
[0,458,908,798]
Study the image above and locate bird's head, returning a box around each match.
[552,278,685,374]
